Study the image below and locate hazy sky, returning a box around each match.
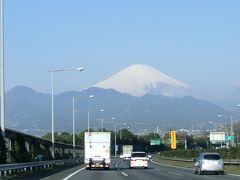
[3,0,240,101]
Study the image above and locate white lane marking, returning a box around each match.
[228,173,240,177]
[62,167,85,180]
[121,172,128,176]
[116,161,119,168]
[153,160,240,177]
[168,172,183,176]
[155,168,161,171]
[116,159,129,177]
[152,160,193,171]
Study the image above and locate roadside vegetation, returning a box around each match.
[0,129,7,163]
[159,148,240,159]
[2,127,240,164]
[155,155,240,175]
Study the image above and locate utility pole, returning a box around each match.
[114,123,117,156]
[0,0,5,133]
[230,116,234,147]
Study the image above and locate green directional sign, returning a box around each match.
[161,139,171,144]
[150,139,160,145]
[225,136,234,141]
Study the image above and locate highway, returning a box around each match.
[17,158,239,180]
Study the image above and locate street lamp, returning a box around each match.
[236,105,240,147]
[72,96,76,158]
[87,95,95,132]
[49,67,84,159]
[0,0,5,133]
[119,123,128,140]
[111,117,117,156]
[100,109,104,132]
[72,95,82,158]
[208,121,217,131]
[217,114,234,134]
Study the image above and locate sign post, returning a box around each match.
[170,130,176,150]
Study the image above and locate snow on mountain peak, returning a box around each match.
[93,64,192,97]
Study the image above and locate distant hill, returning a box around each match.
[5,85,228,136]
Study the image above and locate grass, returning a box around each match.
[154,156,240,175]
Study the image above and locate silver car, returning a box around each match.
[194,152,224,175]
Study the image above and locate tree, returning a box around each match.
[0,130,7,163]
[42,132,51,141]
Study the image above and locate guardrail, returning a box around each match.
[159,156,240,165]
[0,158,84,177]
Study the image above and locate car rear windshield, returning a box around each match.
[132,153,146,157]
[203,154,221,160]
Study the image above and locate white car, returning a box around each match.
[129,151,149,169]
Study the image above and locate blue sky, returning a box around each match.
[3,0,240,101]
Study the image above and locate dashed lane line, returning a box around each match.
[121,172,129,176]
[116,159,129,177]
[167,172,183,176]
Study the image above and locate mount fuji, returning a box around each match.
[94,64,193,97]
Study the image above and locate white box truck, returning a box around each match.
[84,132,111,170]
[122,145,133,160]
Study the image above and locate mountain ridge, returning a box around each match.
[5,85,228,136]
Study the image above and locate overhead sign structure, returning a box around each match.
[170,130,176,150]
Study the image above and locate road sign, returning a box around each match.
[225,135,234,141]
[150,139,160,145]
[170,130,176,150]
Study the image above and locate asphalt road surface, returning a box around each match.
[15,159,240,180]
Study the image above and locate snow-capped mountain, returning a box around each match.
[93,64,193,97]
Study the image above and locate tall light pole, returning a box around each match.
[100,109,104,132]
[49,67,84,159]
[87,95,95,132]
[72,96,76,158]
[0,0,5,133]
[111,117,117,156]
[72,95,81,158]
[119,123,128,140]
[236,105,240,147]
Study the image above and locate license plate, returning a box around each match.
[208,161,217,165]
